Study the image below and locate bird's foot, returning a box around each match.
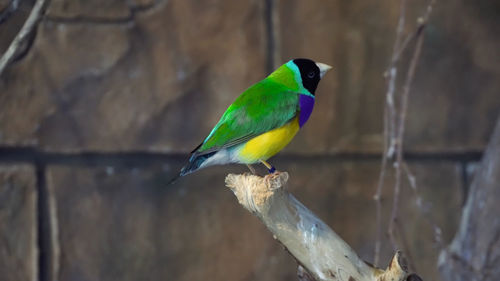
[263,171,286,190]
[259,160,277,174]
[268,166,276,174]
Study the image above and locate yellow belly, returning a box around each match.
[238,116,300,163]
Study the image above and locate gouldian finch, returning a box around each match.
[179,58,331,177]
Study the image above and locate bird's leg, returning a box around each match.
[259,160,276,174]
[246,164,256,175]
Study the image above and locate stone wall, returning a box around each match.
[0,0,499,280]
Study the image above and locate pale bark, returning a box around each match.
[438,117,500,281]
[226,172,414,281]
[0,0,47,77]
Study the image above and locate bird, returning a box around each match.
[175,58,331,180]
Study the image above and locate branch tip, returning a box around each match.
[225,171,289,212]
[375,251,409,281]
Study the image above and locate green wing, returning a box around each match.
[194,79,300,156]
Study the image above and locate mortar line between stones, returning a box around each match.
[35,161,53,281]
[0,146,483,167]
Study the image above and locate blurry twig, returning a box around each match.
[0,0,20,24]
[395,218,417,272]
[374,0,437,266]
[374,0,408,266]
[0,0,47,77]
[402,162,444,249]
[373,0,407,266]
[392,0,436,65]
[388,16,426,248]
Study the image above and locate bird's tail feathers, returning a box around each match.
[167,174,181,185]
[180,152,216,176]
[167,151,217,185]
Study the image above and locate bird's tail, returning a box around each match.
[181,152,216,176]
[167,151,216,185]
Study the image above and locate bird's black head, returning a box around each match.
[293,58,321,95]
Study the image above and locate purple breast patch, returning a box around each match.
[298,94,315,127]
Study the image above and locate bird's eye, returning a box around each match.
[307,71,315,78]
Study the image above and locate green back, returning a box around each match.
[196,80,299,155]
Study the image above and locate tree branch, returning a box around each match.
[439,116,500,281]
[0,0,48,77]
[388,21,426,249]
[375,0,437,267]
[375,0,409,265]
[0,0,20,24]
[226,172,415,281]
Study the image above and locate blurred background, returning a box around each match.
[0,0,499,280]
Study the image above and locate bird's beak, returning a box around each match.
[316,62,332,79]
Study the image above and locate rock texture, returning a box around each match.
[405,0,500,152]
[276,0,400,153]
[46,160,461,281]
[0,0,499,152]
[1,0,267,152]
[46,163,297,281]
[276,0,500,153]
[0,165,37,281]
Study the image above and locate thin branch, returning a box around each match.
[388,22,426,248]
[388,1,437,249]
[0,0,47,77]
[374,0,407,266]
[402,162,444,249]
[373,131,387,267]
[387,0,407,159]
[0,0,20,24]
[375,0,437,263]
[395,219,418,272]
